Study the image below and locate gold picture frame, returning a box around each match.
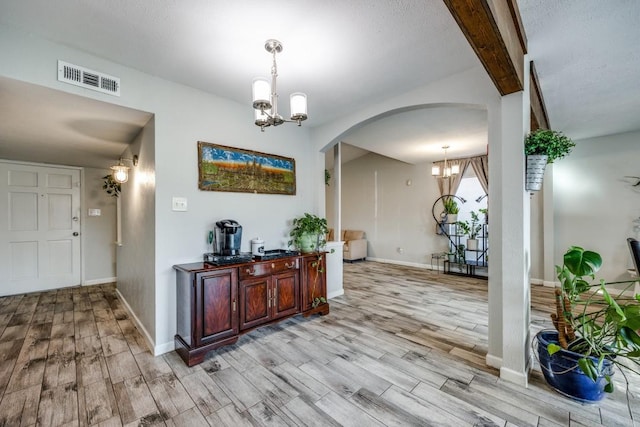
[197,141,296,195]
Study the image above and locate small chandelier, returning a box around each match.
[110,155,138,184]
[432,145,459,178]
[252,39,308,132]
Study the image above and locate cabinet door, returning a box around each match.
[301,254,326,312]
[195,268,238,346]
[272,269,299,320]
[240,276,271,330]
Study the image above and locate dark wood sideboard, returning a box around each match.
[172,252,329,366]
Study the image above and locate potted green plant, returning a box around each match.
[535,246,640,404]
[288,213,329,253]
[524,129,575,191]
[443,197,460,224]
[458,211,482,250]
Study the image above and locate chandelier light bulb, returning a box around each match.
[252,78,271,110]
[252,39,308,131]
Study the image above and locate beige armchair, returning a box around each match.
[328,229,367,262]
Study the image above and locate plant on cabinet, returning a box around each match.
[288,213,329,253]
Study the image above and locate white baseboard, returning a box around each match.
[366,257,434,270]
[83,277,117,286]
[154,340,175,356]
[115,289,157,355]
[500,365,529,387]
[485,353,502,369]
[530,279,557,287]
[327,289,344,299]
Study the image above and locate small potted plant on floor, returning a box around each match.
[288,213,329,253]
[525,129,575,191]
[535,245,640,405]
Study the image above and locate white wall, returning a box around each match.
[340,152,447,266]
[82,167,117,283]
[118,117,156,347]
[0,24,320,353]
[551,130,640,281]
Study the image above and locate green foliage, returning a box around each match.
[458,211,482,239]
[443,197,459,214]
[524,129,576,164]
[550,245,640,390]
[102,175,121,198]
[288,213,329,251]
[325,169,331,186]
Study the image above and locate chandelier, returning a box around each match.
[252,39,308,132]
[432,145,459,178]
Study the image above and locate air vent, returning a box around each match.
[57,60,121,96]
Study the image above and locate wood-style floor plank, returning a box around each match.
[0,264,638,426]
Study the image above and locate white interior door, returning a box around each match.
[0,162,81,296]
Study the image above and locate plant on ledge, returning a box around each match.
[535,246,640,408]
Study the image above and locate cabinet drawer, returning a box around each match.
[239,258,299,279]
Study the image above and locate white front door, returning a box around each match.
[0,162,81,296]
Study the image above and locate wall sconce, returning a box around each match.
[111,155,138,183]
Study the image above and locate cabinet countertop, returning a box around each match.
[173,252,325,274]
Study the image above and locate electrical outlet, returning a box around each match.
[172,197,187,211]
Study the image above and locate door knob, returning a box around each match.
[73,232,79,236]
[72,216,79,221]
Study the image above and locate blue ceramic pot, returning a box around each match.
[536,330,614,402]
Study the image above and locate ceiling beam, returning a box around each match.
[529,61,549,130]
[442,0,525,95]
[443,0,550,131]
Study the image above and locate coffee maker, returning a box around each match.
[215,219,243,255]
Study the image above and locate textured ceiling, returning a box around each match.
[518,0,640,139]
[0,0,482,168]
[0,1,638,169]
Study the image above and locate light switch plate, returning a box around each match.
[172,197,187,211]
[88,208,101,216]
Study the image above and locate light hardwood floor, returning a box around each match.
[0,261,638,426]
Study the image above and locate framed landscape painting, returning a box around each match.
[198,141,296,195]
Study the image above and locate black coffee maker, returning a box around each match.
[215,219,243,255]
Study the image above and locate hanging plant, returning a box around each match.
[524,129,575,164]
[524,129,575,191]
[102,174,121,197]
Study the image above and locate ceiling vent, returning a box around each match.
[57,60,121,96]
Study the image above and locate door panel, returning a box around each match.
[240,277,270,330]
[272,271,299,320]
[9,192,38,231]
[196,268,238,346]
[0,162,81,296]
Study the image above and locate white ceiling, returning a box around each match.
[0,0,638,169]
[518,0,640,140]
